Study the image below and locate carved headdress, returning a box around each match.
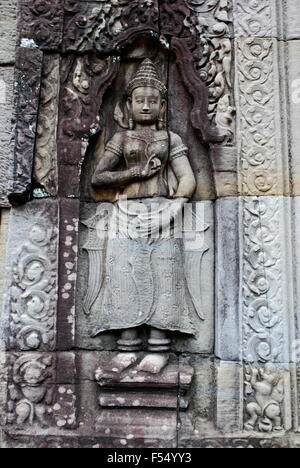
[126,59,167,98]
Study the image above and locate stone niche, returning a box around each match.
[2,0,300,450]
[74,36,218,444]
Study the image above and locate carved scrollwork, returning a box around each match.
[63,0,159,53]
[59,55,120,145]
[242,198,284,363]
[172,37,232,143]
[233,0,272,37]
[160,0,232,37]
[19,0,64,50]
[34,55,60,195]
[236,38,280,195]
[9,212,58,352]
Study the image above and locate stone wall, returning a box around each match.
[1,0,300,448]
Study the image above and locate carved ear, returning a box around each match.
[161,99,166,112]
[126,98,132,112]
[158,99,167,130]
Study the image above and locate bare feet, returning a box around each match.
[95,353,138,380]
[137,353,169,374]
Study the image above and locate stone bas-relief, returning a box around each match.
[86,59,203,383]
[3,0,300,450]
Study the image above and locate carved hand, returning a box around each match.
[141,154,162,180]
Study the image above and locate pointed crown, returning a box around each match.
[126,59,167,98]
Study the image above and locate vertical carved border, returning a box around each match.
[10,47,43,205]
[34,55,60,196]
[4,200,59,353]
[240,196,292,364]
[240,196,294,432]
[235,38,283,196]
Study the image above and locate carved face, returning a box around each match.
[129,87,165,126]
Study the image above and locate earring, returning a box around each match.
[129,118,134,130]
[158,118,165,130]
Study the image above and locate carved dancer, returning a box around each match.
[91,59,199,374]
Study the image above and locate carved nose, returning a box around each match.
[143,101,150,111]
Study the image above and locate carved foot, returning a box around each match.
[137,353,169,374]
[95,353,138,379]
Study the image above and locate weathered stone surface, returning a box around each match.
[287,41,300,196]
[57,199,79,350]
[160,0,233,38]
[178,356,215,447]
[3,200,59,352]
[243,363,292,434]
[18,0,64,51]
[9,48,43,205]
[34,55,60,196]
[240,197,293,364]
[5,351,77,434]
[233,0,277,38]
[63,0,159,53]
[3,0,300,450]
[211,146,238,197]
[58,165,82,199]
[215,197,240,361]
[14,47,43,116]
[95,352,193,410]
[285,0,300,40]
[95,409,177,448]
[0,67,14,206]
[0,0,17,64]
[235,38,286,197]
[76,201,214,354]
[292,197,300,364]
[76,351,177,446]
[216,361,243,433]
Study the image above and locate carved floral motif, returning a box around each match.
[236,38,281,195]
[63,0,159,53]
[60,1,234,140]
[59,55,120,147]
[233,0,272,37]
[187,36,234,138]
[242,198,284,363]
[19,0,64,49]
[160,0,232,37]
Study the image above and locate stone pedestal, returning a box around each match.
[92,353,194,447]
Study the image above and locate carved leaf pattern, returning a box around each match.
[233,0,272,37]
[19,0,64,49]
[63,0,159,53]
[242,198,284,363]
[35,55,60,195]
[237,39,281,195]
[59,55,120,145]
[8,205,58,352]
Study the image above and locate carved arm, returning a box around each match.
[170,154,196,199]
[92,150,161,189]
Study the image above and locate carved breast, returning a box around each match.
[123,131,169,168]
